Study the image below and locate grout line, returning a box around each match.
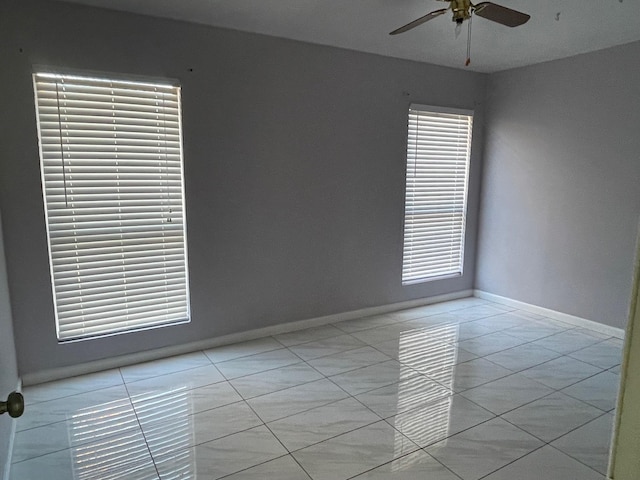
[343,448,465,480]
[221,379,315,479]
[495,410,613,476]
[546,442,612,477]
[213,454,306,480]
[202,342,284,365]
[474,443,549,480]
[118,368,163,480]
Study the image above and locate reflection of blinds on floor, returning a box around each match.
[393,396,453,450]
[130,387,195,479]
[393,323,460,450]
[67,388,194,479]
[67,398,155,479]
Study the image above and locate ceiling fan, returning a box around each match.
[390,0,530,66]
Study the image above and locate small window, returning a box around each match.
[402,104,473,285]
[34,71,190,341]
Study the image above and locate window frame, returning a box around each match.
[33,69,191,342]
[401,103,473,285]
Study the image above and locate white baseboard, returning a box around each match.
[2,379,21,480]
[22,289,474,386]
[474,290,625,339]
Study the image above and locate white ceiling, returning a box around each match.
[53,0,640,73]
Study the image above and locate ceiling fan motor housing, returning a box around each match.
[451,0,472,23]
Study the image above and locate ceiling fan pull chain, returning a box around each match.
[466,13,473,66]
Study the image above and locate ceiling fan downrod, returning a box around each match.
[466,12,473,66]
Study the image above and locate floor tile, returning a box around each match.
[562,371,620,412]
[230,363,323,399]
[13,395,140,463]
[274,325,345,347]
[329,360,421,395]
[124,364,226,396]
[247,378,349,423]
[425,418,543,480]
[573,327,616,340]
[511,310,547,320]
[502,321,567,342]
[389,303,460,321]
[293,421,419,480]
[308,346,391,376]
[457,331,527,357]
[355,375,452,418]
[203,337,283,363]
[131,380,242,420]
[531,330,605,354]
[502,392,603,442]
[10,429,158,480]
[22,369,124,405]
[141,400,262,457]
[351,450,462,479]
[393,337,476,375]
[268,397,381,451]
[551,414,614,475]
[484,343,561,373]
[407,311,467,326]
[222,455,311,479]
[423,357,512,392]
[460,373,554,415]
[120,351,212,383]
[519,356,602,390]
[387,394,495,448]
[288,334,365,361]
[351,323,432,345]
[396,322,463,347]
[154,426,287,479]
[444,297,491,309]
[471,312,531,329]
[483,445,605,480]
[215,348,302,379]
[333,313,400,333]
[450,319,507,341]
[569,339,623,369]
[403,317,461,333]
[17,385,132,432]
[452,304,514,320]
[371,336,477,365]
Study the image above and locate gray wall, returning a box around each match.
[477,41,640,329]
[0,0,486,376]
[0,211,19,479]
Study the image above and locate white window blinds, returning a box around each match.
[34,72,190,341]
[402,105,473,285]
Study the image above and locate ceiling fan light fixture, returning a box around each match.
[455,21,463,37]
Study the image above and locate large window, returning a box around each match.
[34,71,190,341]
[402,104,473,285]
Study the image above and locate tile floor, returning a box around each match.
[10,297,623,479]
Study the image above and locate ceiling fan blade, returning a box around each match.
[473,2,530,27]
[390,8,448,35]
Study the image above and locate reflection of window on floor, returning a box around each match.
[67,397,154,479]
[65,387,194,479]
[393,322,460,455]
[131,387,194,459]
